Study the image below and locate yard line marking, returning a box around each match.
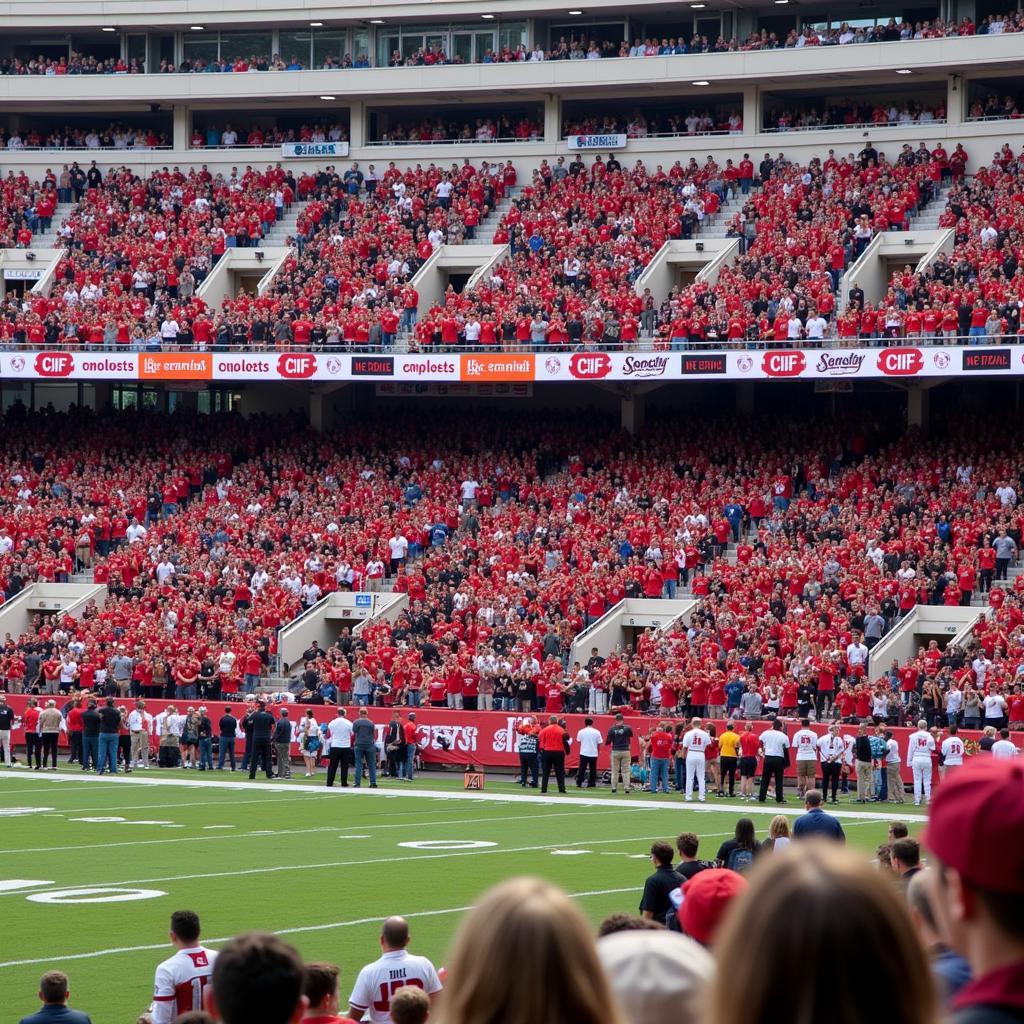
[0,886,638,969]
[0,823,877,897]
[0,809,629,857]
[7,771,929,823]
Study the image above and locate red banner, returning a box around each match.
[3,695,1014,782]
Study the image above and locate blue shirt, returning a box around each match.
[792,808,846,841]
[725,680,745,708]
[19,1006,93,1024]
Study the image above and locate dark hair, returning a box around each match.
[891,838,920,868]
[1000,728,1010,739]
[212,932,304,1024]
[772,718,783,730]
[734,818,756,849]
[800,718,810,727]
[651,840,673,865]
[39,971,68,1004]
[677,832,700,858]
[382,916,410,948]
[175,1013,215,1024]
[947,724,957,735]
[596,913,666,937]
[171,910,201,944]
[584,717,593,726]
[889,821,909,839]
[302,962,340,1007]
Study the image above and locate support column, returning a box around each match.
[309,391,341,433]
[92,382,111,411]
[907,386,929,431]
[946,74,964,127]
[543,94,561,146]
[736,381,755,415]
[172,105,189,152]
[620,393,646,434]
[349,101,366,150]
[742,85,759,136]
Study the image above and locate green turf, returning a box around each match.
[0,769,916,1024]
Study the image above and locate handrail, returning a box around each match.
[762,118,946,133]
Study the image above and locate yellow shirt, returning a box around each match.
[718,730,740,758]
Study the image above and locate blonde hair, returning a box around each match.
[437,878,625,1024]
[711,843,936,1024]
[768,815,790,840]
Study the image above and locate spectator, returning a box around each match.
[390,987,430,1024]
[923,758,1024,1024]
[17,971,92,1024]
[437,878,625,1024]
[710,845,936,1024]
[716,818,759,872]
[676,868,748,946]
[207,932,306,1024]
[640,841,680,922]
[301,963,346,1024]
[906,870,972,1006]
[792,789,846,841]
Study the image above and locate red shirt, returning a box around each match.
[649,730,674,758]
[538,724,567,752]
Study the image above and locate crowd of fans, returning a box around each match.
[764,100,945,132]
[1,11,1022,80]
[371,116,541,145]
[1,125,171,151]
[561,111,742,138]
[190,123,348,149]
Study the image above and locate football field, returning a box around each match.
[0,770,921,1023]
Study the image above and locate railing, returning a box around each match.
[762,118,947,133]
[2,143,173,152]
[3,333,1012,354]
[366,135,543,146]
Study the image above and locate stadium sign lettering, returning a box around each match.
[620,355,669,378]
[281,141,350,158]
[876,348,924,376]
[567,134,628,150]
[814,352,865,376]
[761,351,806,377]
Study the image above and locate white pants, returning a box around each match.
[685,755,706,800]
[0,730,10,764]
[911,759,932,804]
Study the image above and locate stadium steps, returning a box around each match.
[261,203,304,246]
[39,202,76,250]
[70,571,95,584]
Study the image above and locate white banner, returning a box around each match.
[376,382,533,398]
[281,141,349,159]
[4,268,44,281]
[566,133,628,150]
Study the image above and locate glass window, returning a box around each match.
[220,31,273,63]
[127,34,147,70]
[499,22,527,50]
[379,32,400,65]
[696,16,722,38]
[113,386,138,411]
[280,30,313,66]
[353,28,369,63]
[453,32,474,63]
[182,33,219,67]
[402,34,425,61]
[313,30,347,67]
[141,388,161,412]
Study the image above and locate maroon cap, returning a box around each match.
[922,757,1024,894]
[677,868,748,945]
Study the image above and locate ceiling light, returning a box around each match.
[896,68,913,74]
[190,25,205,30]
[690,3,706,8]
[320,95,336,100]
[102,26,117,32]
[481,13,495,18]
[370,19,385,24]
[310,20,324,26]
[774,1,789,4]
[568,10,583,15]
[692,80,710,86]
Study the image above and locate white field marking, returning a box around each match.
[8,771,929,824]
[0,809,641,858]
[0,822,879,898]
[0,807,54,817]
[27,887,166,905]
[0,886,638,969]
[551,849,591,855]
[0,880,54,893]
[398,840,496,850]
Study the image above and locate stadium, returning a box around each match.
[1,1,1024,1023]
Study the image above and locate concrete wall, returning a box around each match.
[867,606,984,679]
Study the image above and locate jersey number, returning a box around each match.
[372,978,424,1012]
[188,977,209,1011]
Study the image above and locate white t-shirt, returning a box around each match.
[682,728,710,756]
[906,730,936,763]
[349,949,442,1024]
[151,946,218,1024]
[761,729,790,757]
[817,734,844,762]
[575,726,602,758]
[327,717,353,749]
[984,694,1007,719]
[792,728,819,761]
[992,739,1019,759]
[388,536,409,559]
[941,736,965,765]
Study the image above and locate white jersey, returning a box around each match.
[151,946,217,1024]
[941,736,965,766]
[682,728,710,757]
[327,717,354,748]
[792,728,819,761]
[817,734,844,763]
[349,949,442,1024]
[992,739,1020,759]
[906,730,936,765]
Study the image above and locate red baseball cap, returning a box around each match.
[922,757,1024,894]
[677,868,748,945]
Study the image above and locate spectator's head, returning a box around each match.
[440,878,625,1024]
[597,929,714,1024]
[891,837,921,875]
[677,869,748,946]
[170,910,201,948]
[888,821,909,842]
[302,962,341,1016]
[733,817,756,849]
[38,970,70,1006]
[710,845,934,1024]
[923,758,1024,973]
[391,985,431,1024]
[207,932,306,1024]
[676,832,699,861]
[768,816,790,842]
[596,914,666,938]
[906,869,945,949]
[650,841,673,867]
[174,1013,215,1024]
[381,916,411,951]
[804,789,823,809]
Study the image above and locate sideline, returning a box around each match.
[3,770,929,823]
